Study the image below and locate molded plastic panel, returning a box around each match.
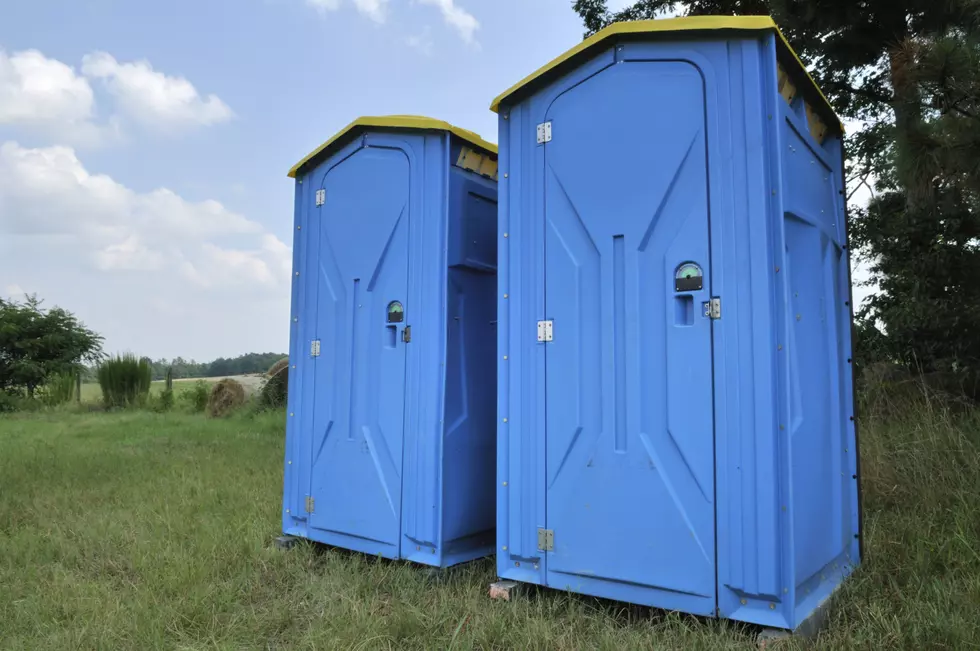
[309,146,410,556]
[542,60,715,615]
[442,268,497,544]
[448,175,497,273]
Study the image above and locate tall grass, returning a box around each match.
[97,354,152,408]
[41,371,76,406]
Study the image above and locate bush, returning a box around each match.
[181,380,210,413]
[0,391,23,413]
[157,388,175,412]
[207,379,246,418]
[98,354,152,408]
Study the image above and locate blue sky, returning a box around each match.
[0,0,632,360]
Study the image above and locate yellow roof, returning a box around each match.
[288,115,498,178]
[489,16,843,134]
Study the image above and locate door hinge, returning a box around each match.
[401,325,412,343]
[537,320,554,342]
[537,528,554,551]
[310,339,321,357]
[703,298,722,320]
[305,496,315,513]
[536,121,552,144]
[315,188,325,206]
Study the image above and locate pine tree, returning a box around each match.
[853,33,980,378]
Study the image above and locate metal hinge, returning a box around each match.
[537,320,554,342]
[536,121,552,144]
[315,189,325,206]
[305,496,315,513]
[703,298,722,320]
[310,339,321,357]
[401,325,412,343]
[537,528,554,551]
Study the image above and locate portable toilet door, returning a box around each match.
[283,116,499,567]
[493,17,860,630]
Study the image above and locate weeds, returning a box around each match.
[181,380,210,413]
[97,354,152,408]
[41,371,77,406]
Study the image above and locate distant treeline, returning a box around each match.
[147,352,286,381]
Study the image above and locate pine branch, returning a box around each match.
[823,79,893,106]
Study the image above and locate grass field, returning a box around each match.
[77,376,263,403]
[1,398,978,650]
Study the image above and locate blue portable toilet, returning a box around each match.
[282,116,499,567]
[492,17,860,630]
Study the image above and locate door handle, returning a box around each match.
[401,325,412,343]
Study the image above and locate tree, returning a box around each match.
[572,1,980,377]
[146,352,287,380]
[852,34,980,372]
[0,295,104,397]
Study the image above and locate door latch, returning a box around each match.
[401,325,412,343]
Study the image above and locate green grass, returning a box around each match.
[1,399,978,650]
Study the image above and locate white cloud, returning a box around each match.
[305,0,389,22]
[353,0,388,22]
[0,142,291,358]
[0,48,232,145]
[418,0,479,44]
[0,49,111,146]
[305,0,341,11]
[405,27,435,56]
[302,0,476,36]
[81,52,233,129]
[0,49,93,124]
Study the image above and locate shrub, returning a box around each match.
[158,388,175,411]
[0,391,23,413]
[98,354,152,408]
[181,380,210,413]
[207,379,246,418]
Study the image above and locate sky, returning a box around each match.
[0,0,866,361]
[0,0,625,360]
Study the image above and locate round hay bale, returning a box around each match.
[267,357,289,377]
[208,378,246,418]
[261,357,289,408]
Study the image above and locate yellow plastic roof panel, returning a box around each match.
[489,16,843,134]
[288,115,498,178]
